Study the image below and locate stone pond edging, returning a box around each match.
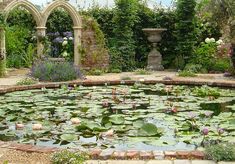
[1,79,235,94]
[0,141,205,160]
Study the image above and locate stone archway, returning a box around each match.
[41,0,82,66]
[0,0,82,68]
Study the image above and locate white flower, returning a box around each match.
[210,38,215,43]
[15,123,24,130]
[32,123,42,130]
[63,37,68,40]
[62,40,68,46]
[69,37,73,40]
[216,39,223,45]
[205,38,210,43]
[139,78,145,82]
[62,51,68,57]
[71,118,80,124]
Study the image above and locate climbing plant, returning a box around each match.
[175,0,197,69]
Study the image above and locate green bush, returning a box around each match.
[109,68,122,73]
[51,150,88,164]
[134,68,151,75]
[87,69,104,76]
[31,61,82,82]
[175,0,197,69]
[211,59,230,72]
[0,60,6,77]
[178,70,197,77]
[16,77,38,86]
[205,143,235,161]
[184,63,206,73]
[5,26,36,68]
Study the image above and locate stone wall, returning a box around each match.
[80,17,109,70]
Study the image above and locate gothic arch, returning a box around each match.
[41,1,82,28]
[3,0,42,26]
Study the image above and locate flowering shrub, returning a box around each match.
[47,31,74,60]
[31,61,82,82]
[192,38,230,72]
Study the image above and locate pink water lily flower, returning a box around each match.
[32,123,43,130]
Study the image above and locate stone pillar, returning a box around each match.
[0,27,6,76]
[36,26,46,58]
[73,26,82,67]
[0,27,6,60]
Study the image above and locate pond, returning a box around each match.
[0,83,235,151]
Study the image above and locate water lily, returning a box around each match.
[32,123,43,130]
[202,127,209,135]
[171,107,178,113]
[204,111,213,117]
[71,118,81,124]
[102,100,109,108]
[15,123,24,130]
[188,112,197,119]
[217,128,224,135]
[101,129,114,137]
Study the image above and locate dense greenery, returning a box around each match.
[205,143,235,161]
[31,61,82,82]
[52,150,88,164]
[175,0,197,69]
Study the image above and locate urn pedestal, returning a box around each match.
[143,28,167,71]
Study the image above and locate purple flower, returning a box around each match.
[217,128,224,135]
[202,127,209,135]
[53,37,64,43]
[188,112,197,119]
[63,31,73,38]
[204,111,213,117]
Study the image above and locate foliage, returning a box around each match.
[86,69,104,76]
[192,85,221,98]
[134,68,150,75]
[205,143,235,161]
[5,26,36,68]
[184,64,206,73]
[178,70,197,77]
[0,12,6,27]
[109,0,139,71]
[16,77,38,86]
[31,61,82,82]
[7,8,36,30]
[0,60,6,77]
[51,150,88,164]
[109,68,122,73]
[175,0,197,69]
[46,9,73,34]
[211,59,230,72]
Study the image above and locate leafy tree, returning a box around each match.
[175,0,197,69]
[110,0,139,71]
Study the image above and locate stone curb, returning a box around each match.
[0,141,205,160]
[1,79,235,94]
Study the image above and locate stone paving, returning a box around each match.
[85,160,235,164]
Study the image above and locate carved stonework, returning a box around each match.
[0,48,6,60]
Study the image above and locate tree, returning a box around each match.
[175,0,197,69]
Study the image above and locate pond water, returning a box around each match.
[0,83,235,151]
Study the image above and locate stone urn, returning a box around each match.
[143,28,167,71]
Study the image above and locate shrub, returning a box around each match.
[31,61,82,82]
[184,63,206,73]
[109,68,122,73]
[175,0,197,69]
[134,68,151,75]
[0,60,6,77]
[205,143,235,161]
[16,77,38,86]
[51,150,88,164]
[87,69,104,76]
[178,70,197,77]
[211,59,230,72]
